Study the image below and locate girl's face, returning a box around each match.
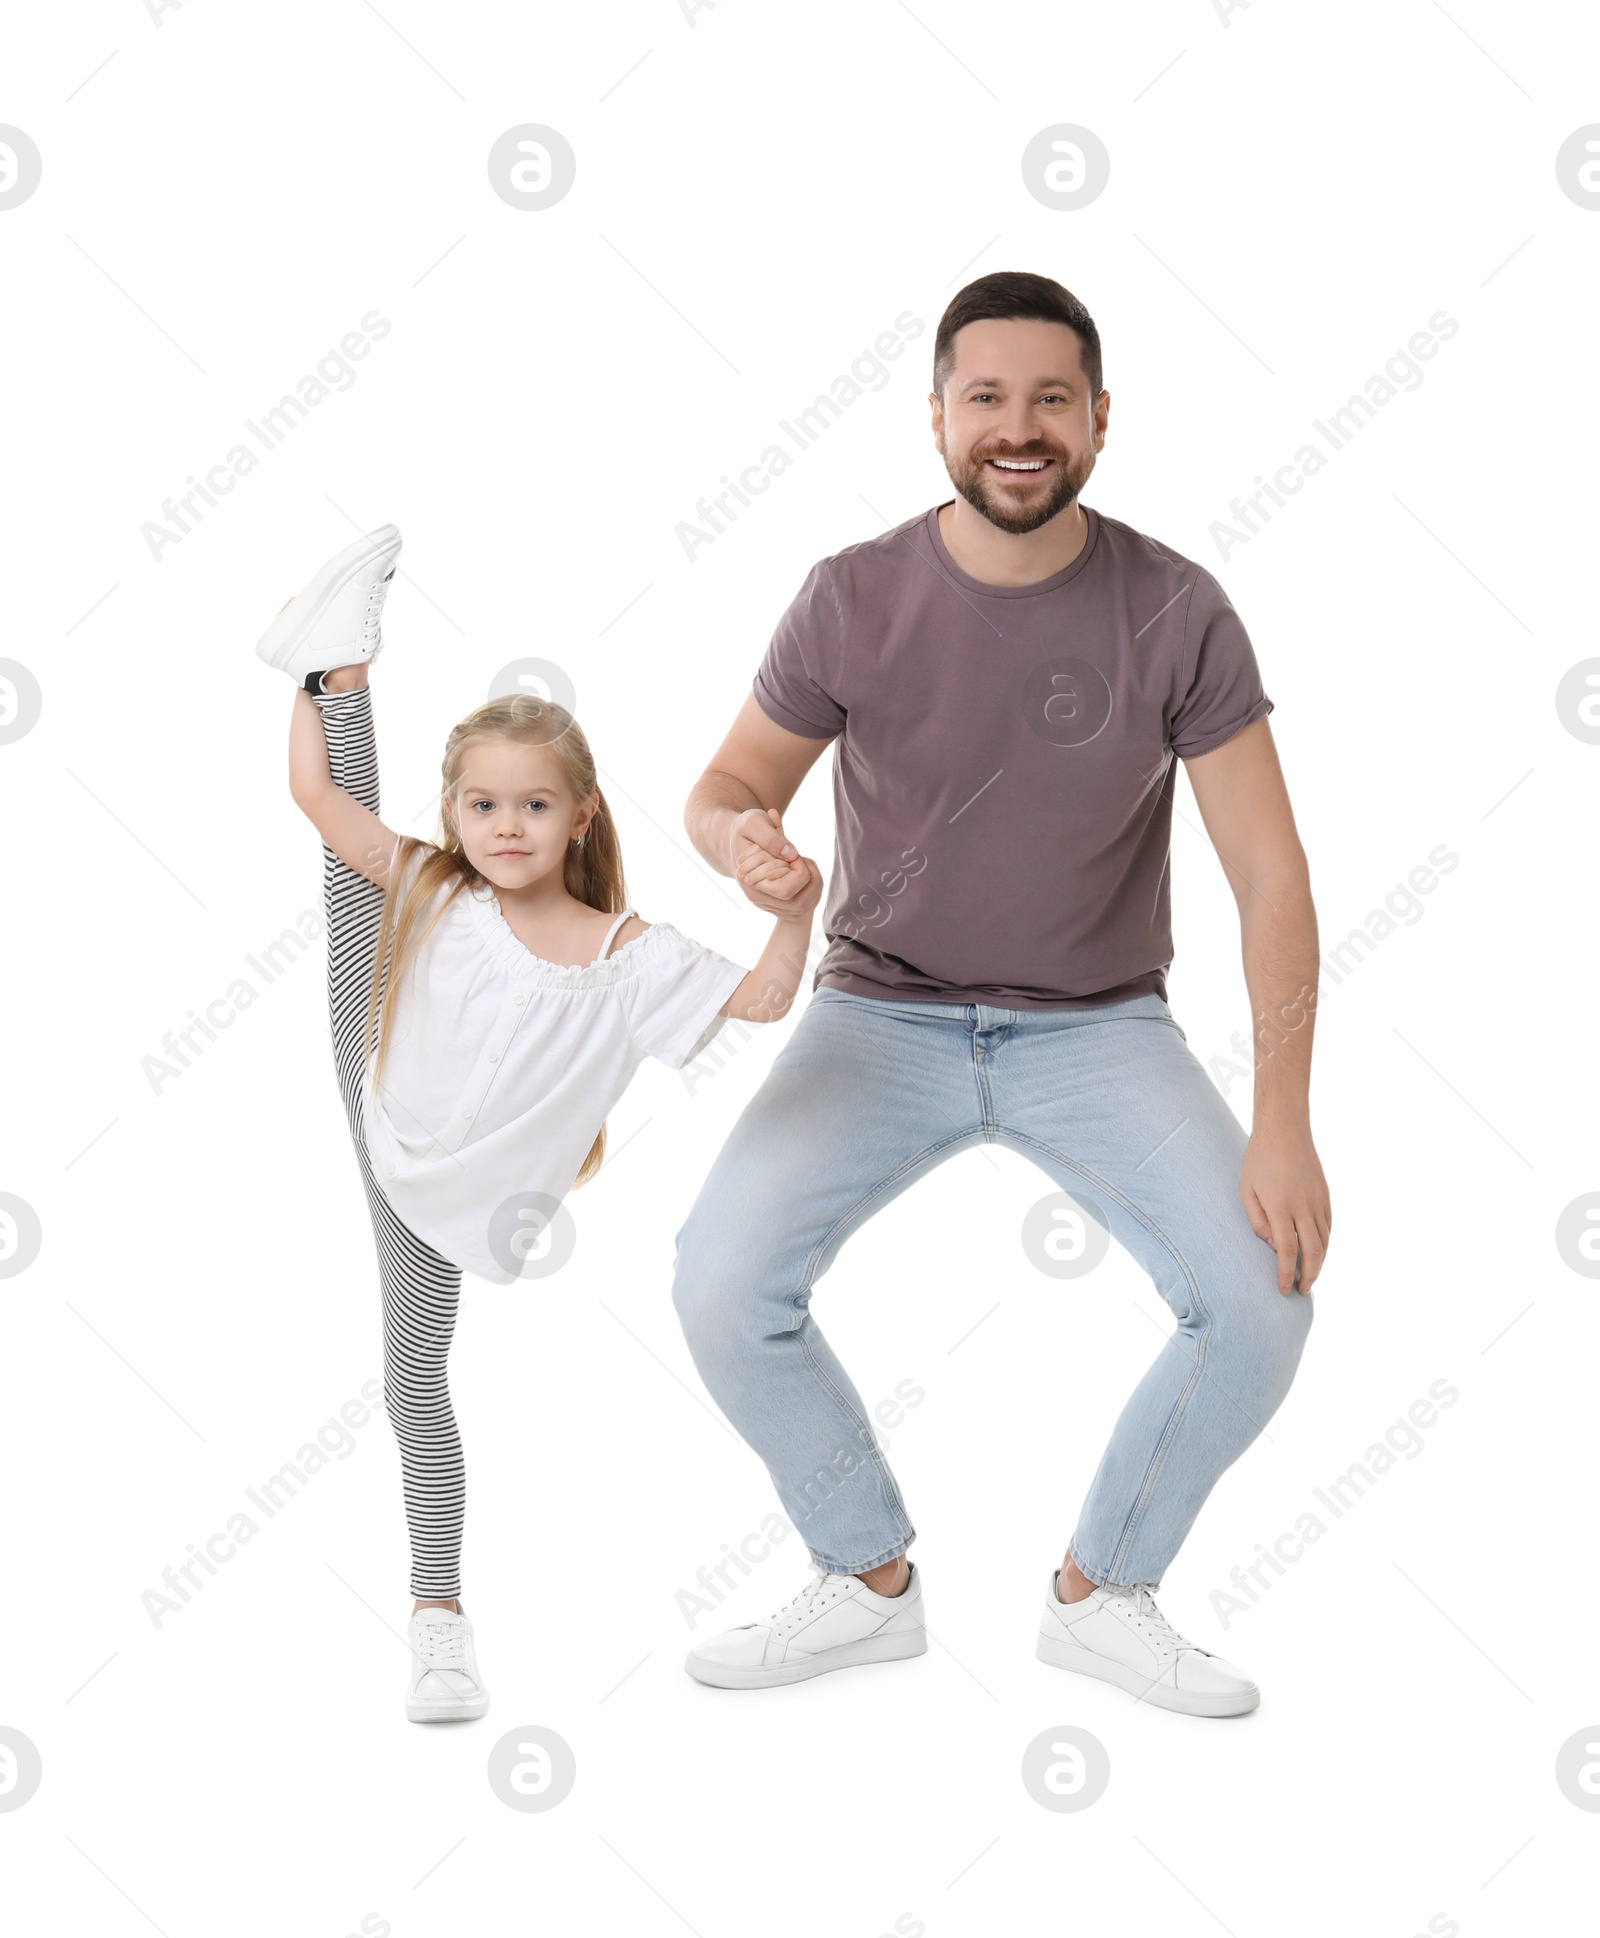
[447,736,598,893]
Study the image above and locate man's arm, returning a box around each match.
[685,692,834,915]
[1183,715,1331,1295]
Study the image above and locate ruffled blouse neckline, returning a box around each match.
[464,881,671,987]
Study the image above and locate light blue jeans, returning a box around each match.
[671,989,1313,1590]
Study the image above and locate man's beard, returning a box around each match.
[946,441,1090,536]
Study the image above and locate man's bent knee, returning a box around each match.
[670,1209,798,1362]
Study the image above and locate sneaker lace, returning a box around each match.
[1123,1585,1204,1657]
[765,1568,838,1634]
[417,1617,468,1672]
[360,581,385,645]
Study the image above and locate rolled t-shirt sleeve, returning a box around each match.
[1168,569,1274,759]
[751,559,848,740]
[622,927,751,1070]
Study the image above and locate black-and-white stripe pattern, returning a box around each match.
[314,685,465,1599]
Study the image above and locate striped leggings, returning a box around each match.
[314,684,465,1599]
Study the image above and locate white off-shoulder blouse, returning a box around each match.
[360,847,749,1284]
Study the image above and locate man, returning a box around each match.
[671,270,1329,1717]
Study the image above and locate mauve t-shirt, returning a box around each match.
[751,501,1273,1011]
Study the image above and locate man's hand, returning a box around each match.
[730,807,817,916]
[1240,1122,1331,1295]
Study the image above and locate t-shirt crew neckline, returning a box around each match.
[922,500,1101,600]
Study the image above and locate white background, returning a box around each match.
[3,0,1595,1931]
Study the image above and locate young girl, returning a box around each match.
[258,523,821,1722]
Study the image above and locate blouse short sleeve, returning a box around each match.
[623,926,750,1069]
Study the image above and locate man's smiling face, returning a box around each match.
[931,316,1107,536]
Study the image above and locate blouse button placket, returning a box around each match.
[446,983,533,1147]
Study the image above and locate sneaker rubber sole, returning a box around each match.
[255,524,400,678]
[1036,1631,1259,1717]
[686,1626,927,1690]
[406,1690,490,1723]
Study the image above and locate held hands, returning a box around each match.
[730,807,823,921]
[1240,1120,1331,1296]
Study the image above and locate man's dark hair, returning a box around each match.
[932,270,1103,404]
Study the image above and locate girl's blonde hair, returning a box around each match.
[362,692,628,1188]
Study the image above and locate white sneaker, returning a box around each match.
[405,1600,489,1722]
[1036,1570,1259,1717]
[255,523,402,689]
[685,1563,928,1689]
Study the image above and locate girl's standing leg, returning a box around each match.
[312,679,468,1602]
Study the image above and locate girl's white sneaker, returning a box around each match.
[405,1600,489,1723]
[684,1563,927,1688]
[255,523,402,688]
[1036,1571,1259,1717]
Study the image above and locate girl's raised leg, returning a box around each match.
[311,678,469,1605]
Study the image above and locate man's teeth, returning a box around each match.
[992,459,1047,470]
